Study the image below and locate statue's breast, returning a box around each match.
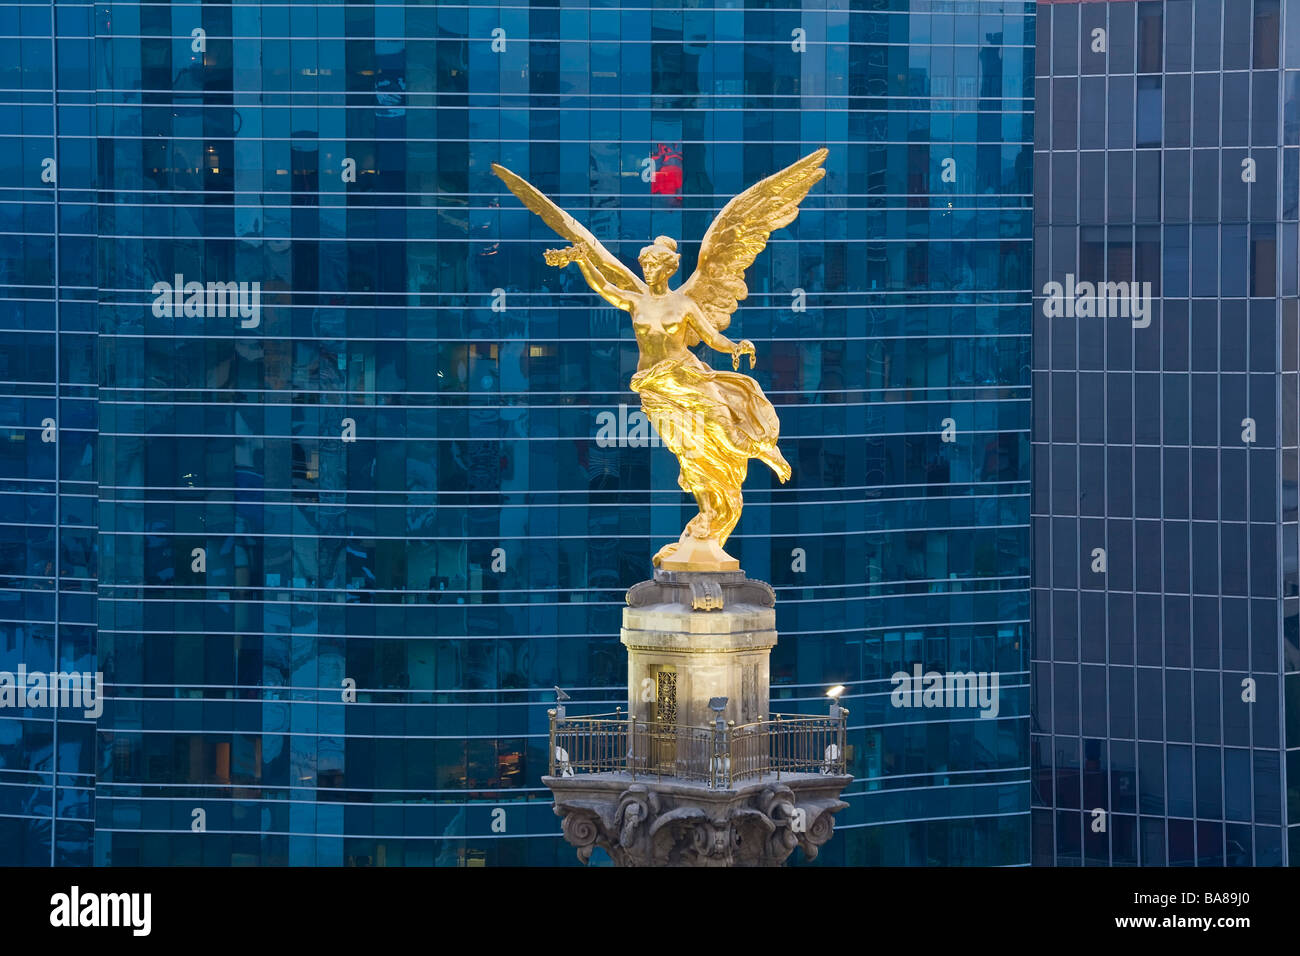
[633,295,689,340]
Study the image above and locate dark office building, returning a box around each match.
[3,0,1035,866]
[0,0,98,864]
[1032,0,1298,865]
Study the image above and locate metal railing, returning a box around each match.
[548,708,848,789]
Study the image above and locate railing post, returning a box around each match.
[626,718,632,779]
[775,714,781,781]
[614,706,622,777]
[726,720,735,787]
[838,706,849,774]
[709,716,721,789]
[547,708,556,776]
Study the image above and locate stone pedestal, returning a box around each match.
[622,569,777,730]
[543,566,852,866]
[544,773,851,867]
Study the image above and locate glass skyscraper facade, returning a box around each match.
[1032,0,1297,865]
[2,0,1034,866]
[0,0,98,864]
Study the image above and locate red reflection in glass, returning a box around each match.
[650,144,683,195]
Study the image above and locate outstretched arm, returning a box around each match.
[491,163,647,310]
[688,311,755,370]
[552,244,637,312]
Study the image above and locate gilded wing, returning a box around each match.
[679,148,827,344]
[491,163,647,295]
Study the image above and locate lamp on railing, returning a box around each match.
[708,696,728,730]
[825,684,847,719]
[823,685,847,775]
[553,685,570,720]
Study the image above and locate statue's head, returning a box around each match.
[638,236,680,289]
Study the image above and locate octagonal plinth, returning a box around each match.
[622,569,777,731]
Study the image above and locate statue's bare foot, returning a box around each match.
[655,535,741,572]
[653,509,715,567]
[684,512,714,540]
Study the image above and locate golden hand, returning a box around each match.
[543,243,587,267]
[732,339,756,371]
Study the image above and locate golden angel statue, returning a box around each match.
[492,148,827,572]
